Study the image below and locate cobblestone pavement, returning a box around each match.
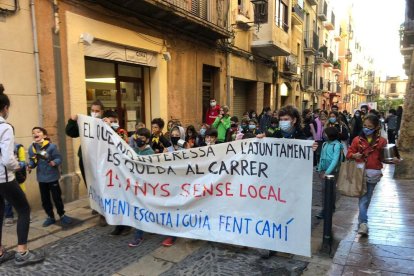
[161,242,308,275]
[0,226,165,276]
[0,171,325,275]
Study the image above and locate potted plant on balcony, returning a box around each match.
[333,60,341,70]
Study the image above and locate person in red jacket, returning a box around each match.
[205,99,220,126]
[347,114,399,236]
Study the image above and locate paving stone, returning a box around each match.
[0,227,165,275]
[160,242,308,276]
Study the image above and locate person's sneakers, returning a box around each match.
[4,218,14,227]
[0,249,16,264]
[91,210,98,215]
[42,217,56,227]
[14,250,45,267]
[358,223,369,236]
[128,238,143,247]
[60,215,72,225]
[162,237,176,247]
[110,226,131,236]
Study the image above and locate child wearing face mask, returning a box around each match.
[127,128,154,247]
[197,124,209,147]
[246,119,262,135]
[161,125,189,247]
[316,127,344,219]
[266,106,306,139]
[347,114,399,236]
[102,110,128,143]
[28,127,73,227]
[225,116,240,142]
[212,105,231,143]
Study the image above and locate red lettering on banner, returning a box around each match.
[106,169,114,187]
[160,184,170,197]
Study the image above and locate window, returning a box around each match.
[275,0,289,32]
[390,83,397,93]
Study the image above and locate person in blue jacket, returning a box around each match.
[316,127,344,219]
[28,127,72,227]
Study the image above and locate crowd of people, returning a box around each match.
[0,82,403,266]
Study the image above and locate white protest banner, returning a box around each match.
[78,115,314,257]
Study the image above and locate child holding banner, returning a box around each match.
[256,105,318,258]
[150,118,171,153]
[128,128,154,247]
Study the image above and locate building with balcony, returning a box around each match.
[379,76,408,100]
[29,0,232,203]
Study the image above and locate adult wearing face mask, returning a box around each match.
[65,100,104,189]
[212,105,231,143]
[205,99,221,126]
[325,111,349,154]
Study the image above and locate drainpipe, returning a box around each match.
[51,0,68,175]
[225,1,231,107]
[29,0,43,126]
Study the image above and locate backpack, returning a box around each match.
[321,142,345,171]
[14,144,27,184]
[387,115,398,130]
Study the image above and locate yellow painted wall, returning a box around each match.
[0,0,42,208]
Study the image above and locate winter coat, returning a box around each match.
[0,118,19,183]
[346,134,387,170]
[28,141,62,183]
[318,140,344,175]
[212,115,231,142]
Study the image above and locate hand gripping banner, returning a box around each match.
[78,115,314,256]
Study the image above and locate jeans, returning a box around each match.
[134,229,144,240]
[358,182,377,224]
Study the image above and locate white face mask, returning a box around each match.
[91,112,101,118]
[111,123,119,130]
[210,101,216,107]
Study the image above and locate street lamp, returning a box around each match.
[251,0,268,30]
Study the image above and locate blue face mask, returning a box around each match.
[329,118,337,124]
[249,125,256,130]
[363,127,376,136]
[279,121,292,132]
[200,128,206,136]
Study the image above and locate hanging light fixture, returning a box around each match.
[251,0,268,31]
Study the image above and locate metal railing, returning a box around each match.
[304,31,319,50]
[303,70,313,87]
[318,0,328,17]
[284,55,298,74]
[292,4,304,21]
[162,0,228,28]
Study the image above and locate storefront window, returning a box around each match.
[85,58,145,131]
